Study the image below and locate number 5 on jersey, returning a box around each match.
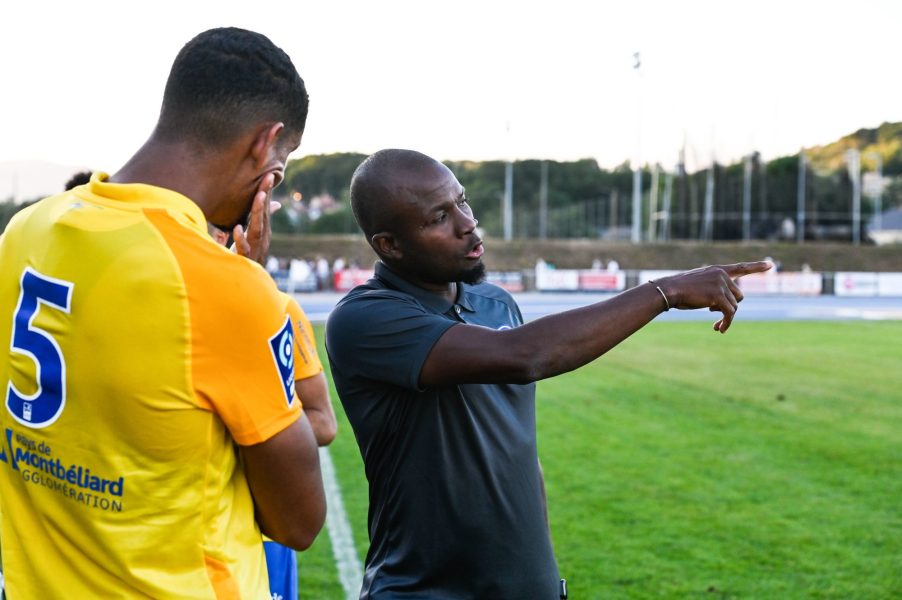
[7,267,74,428]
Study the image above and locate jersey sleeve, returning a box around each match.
[282,294,323,381]
[192,270,301,446]
[326,290,457,391]
[146,209,301,446]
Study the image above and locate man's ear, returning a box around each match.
[250,122,285,169]
[372,232,402,260]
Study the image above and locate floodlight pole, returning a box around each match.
[742,154,753,242]
[661,167,673,241]
[866,152,883,233]
[796,150,806,244]
[631,51,642,243]
[701,159,715,242]
[648,164,660,241]
[503,161,513,241]
[845,149,861,245]
[539,160,548,240]
[502,122,513,241]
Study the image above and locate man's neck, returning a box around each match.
[381,262,458,304]
[109,137,223,220]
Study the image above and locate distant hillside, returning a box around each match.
[0,160,91,203]
[806,121,902,175]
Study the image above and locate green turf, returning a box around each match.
[300,321,902,599]
[298,329,370,600]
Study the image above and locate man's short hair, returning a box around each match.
[350,149,438,240]
[156,27,309,148]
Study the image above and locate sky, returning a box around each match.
[3,0,902,184]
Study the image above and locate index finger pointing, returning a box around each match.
[721,261,772,278]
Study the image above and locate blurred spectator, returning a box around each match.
[315,256,330,290]
[265,255,279,275]
[290,258,312,285]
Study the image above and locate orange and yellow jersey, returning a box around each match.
[259,295,321,551]
[0,174,301,599]
[282,293,323,382]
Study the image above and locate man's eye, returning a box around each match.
[434,213,448,223]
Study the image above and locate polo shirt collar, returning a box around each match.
[86,172,208,234]
[375,262,475,314]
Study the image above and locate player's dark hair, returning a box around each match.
[350,149,437,240]
[156,27,308,148]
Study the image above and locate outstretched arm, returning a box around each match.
[420,262,770,387]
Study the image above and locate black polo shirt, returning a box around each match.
[326,262,560,599]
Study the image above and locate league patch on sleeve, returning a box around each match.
[269,316,296,405]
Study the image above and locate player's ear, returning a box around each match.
[372,232,402,260]
[249,122,285,170]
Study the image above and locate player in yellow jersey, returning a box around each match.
[0,28,325,598]
[216,222,337,447]
[283,296,336,446]
[266,293,336,600]
[212,214,337,600]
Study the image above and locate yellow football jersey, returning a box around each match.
[282,293,323,382]
[0,174,301,598]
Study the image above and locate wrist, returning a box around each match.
[649,280,671,312]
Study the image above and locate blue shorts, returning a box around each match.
[263,541,298,600]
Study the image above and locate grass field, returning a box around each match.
[298,321,902,599]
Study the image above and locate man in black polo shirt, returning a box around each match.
[326,149,770,599]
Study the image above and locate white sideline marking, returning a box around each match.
[319,446,364,599]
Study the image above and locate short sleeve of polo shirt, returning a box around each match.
[327,290,457,391]
[282,293,323,380]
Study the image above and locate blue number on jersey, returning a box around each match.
[6,267,74,428]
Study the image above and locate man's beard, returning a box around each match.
[460,262,486,285]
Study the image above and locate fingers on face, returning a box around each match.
[232,225,250,257]
[257,191,269,231]
[249,191,269,237]
[260,172,276,196]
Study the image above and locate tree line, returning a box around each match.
[274,124,902,243]
[4,122,901,241]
